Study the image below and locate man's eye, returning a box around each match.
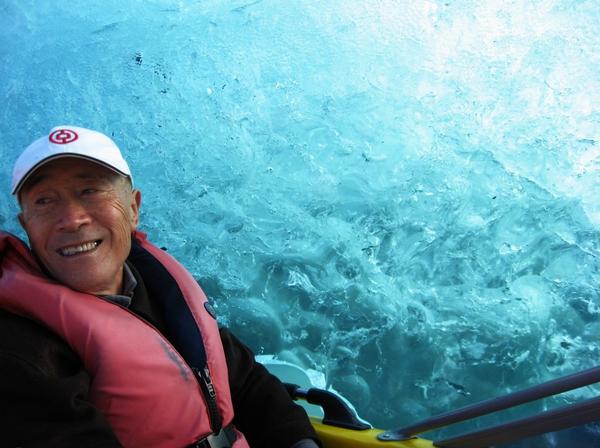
[34,197,52,205]
[82,188,98,195]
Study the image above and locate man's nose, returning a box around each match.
[57,199,92,232]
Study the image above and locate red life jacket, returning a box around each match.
[0,230,249,448]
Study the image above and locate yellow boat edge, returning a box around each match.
[311,417,435,448]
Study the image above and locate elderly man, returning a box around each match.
[0,126,320,448]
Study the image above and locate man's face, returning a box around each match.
[18,158,141,295]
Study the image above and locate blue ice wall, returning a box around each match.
[1,1,599,445]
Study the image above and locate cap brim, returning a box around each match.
[12,153,131,195]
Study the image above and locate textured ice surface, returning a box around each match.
[1,1,599,446]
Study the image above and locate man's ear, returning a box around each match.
[130,189,142,229]
[18,212,26,231]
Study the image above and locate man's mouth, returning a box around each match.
[57,240,102,257]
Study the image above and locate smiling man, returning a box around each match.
[18,157,138,296]
[0,126,320,448]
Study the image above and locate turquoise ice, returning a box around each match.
[1,1,599,446]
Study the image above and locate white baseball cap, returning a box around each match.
[11,125,133,195]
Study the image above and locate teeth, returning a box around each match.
[59,241,99,256]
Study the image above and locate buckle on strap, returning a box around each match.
[191,424,237,448]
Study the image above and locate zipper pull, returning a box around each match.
[194,366,223,433]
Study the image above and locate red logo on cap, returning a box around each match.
[49,129,79,144]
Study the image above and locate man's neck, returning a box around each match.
[99,262,138,307]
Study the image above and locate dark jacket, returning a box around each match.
[0,242,318,448]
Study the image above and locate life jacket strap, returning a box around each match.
[191,423,238,448]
